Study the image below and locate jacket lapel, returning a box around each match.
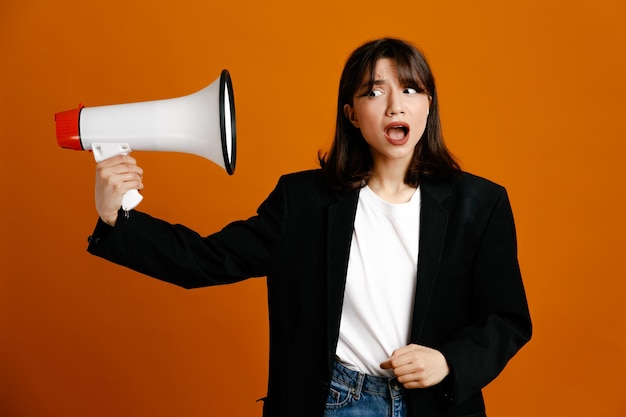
[411,179,452,342]
[325,188,360,371]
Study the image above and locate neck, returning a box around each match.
[367,164,416,203]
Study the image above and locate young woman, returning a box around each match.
[88,38,531,417]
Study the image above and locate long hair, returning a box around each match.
[319,38,460,191]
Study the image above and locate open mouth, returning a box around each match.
[384,123,410,143]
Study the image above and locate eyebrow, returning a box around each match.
[360,79,387,88]
[356,79,388,94]
[364,77,428,93]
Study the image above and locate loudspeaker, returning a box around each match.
[55,69,236,210]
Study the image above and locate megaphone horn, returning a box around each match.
[55,69,237,211]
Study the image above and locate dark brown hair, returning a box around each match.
[319,38,460,190]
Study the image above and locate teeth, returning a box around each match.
[386,126,407,140]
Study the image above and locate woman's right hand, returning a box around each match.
[95,154,144,226]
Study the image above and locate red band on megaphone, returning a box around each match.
[55,104,84,150]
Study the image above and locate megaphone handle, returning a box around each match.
[91,142,143,212]
[121,189,144,211]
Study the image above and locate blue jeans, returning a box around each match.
[324,361,406,417]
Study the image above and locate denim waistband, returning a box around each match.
[331,360,405,398]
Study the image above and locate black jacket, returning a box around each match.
[87,169,531,417]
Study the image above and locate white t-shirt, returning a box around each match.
[335,185,421,377]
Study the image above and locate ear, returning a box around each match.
[343,104,360,128]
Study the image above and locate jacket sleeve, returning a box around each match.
[436,187,532,405]
[86,176,289,289]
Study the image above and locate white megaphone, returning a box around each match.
[55,69,236,211]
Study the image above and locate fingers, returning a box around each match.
[97,155,143,180]
[380,344,413,370]
[379,344,450,389]
[95,155,144,226]
[382,346,425,386]
[381,344,417,371]
[97,156,143,190]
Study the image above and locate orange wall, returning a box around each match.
[1,0,625,416]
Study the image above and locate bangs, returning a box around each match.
[394,53,430,93]
[358,44,432,95]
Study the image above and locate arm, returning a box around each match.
[88,156,287,288]
[436,187,532,403]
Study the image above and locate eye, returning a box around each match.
[367,89,384,97]
[403,87,418,95]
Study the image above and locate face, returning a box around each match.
[344,58,431,168]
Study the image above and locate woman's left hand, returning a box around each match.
[380,344,450,389]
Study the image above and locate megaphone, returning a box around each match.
[55,69,236,211]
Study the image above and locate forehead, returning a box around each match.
[370,58,398,80]
[355,59,400,93]
[359,57,425,89]
[357,58,397,81]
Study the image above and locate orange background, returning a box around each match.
[1,0,625,416]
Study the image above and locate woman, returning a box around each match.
[88,38,531,417]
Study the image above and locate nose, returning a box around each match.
[386,89,405,116]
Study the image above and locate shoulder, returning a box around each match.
[456,171,506,195]
[422,171,508,207]
[279,169,323,184]
[276,169,336,196]
[263,169,342,205]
